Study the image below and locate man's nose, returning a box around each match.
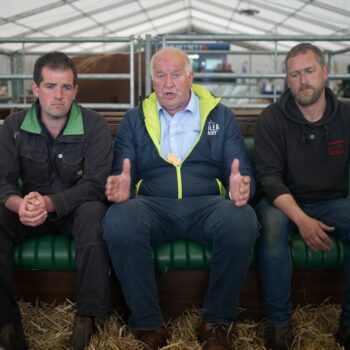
[300,72,308,84]
[54,87,64,98]
[164,74,174,87]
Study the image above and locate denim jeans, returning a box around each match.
[103,195,259,330]
[256,196,350,326]
[0,201,113,326]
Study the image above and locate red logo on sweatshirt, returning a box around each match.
[328,139,345,156]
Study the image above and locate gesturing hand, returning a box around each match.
[105,159,131,203]
[229,159,251,207]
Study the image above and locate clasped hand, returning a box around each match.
[19,192,47,227]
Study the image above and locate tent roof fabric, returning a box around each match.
[0,0,349,53]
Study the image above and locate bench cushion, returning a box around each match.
[14,234,344,272]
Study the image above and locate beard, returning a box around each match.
[290,82,325,107]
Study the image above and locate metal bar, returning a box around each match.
[194,73,350,79]
[0,103,131,110]
[145,34,152,96]
[218,95,282,99]
[185,50,289,55]
[0,74,130,80]
[231,104,268,109]
[159,34,350,42]
[327,52,332,88]
[2,73,349,81]
[129,38,135,108]
[248,54,252,100]
[0,36,133,43]
[137,39,142,101]
[273,41,278,102]
[331,47,350,55]
[0,102,270,110]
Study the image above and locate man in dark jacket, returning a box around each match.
[255,42,350,350]
[102,46,259,350]
[0,52,113,350]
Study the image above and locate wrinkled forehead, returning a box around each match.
[153,51,186,71]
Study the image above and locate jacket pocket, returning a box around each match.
[18,148,51,187]
[56,151,84,186]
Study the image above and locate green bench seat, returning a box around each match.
[13,136,346,273]
[14,234,344,272]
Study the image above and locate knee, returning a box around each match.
[74,201,107,222]
[102,205,120,245]
[102,201,142,248]
[73,201,107,245]
[257,207,290,247]
[0,205,17,252]
[214,202,259,249]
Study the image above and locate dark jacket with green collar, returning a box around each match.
[112,84,255,199]
[0,101,112,218]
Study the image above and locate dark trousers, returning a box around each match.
[103,195,259,330]
[0,201,113,326]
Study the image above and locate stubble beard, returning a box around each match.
[291,82,325,107]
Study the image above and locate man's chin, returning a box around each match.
[48,113,68,120]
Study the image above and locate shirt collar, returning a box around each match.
[157,89,197,116]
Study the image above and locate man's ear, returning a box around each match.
[323,64,329,81]
[73,85,78,100]
[189,71,194,85]
[31,80,39,98]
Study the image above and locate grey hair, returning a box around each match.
[150,46,193,78]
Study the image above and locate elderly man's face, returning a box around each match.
[152,50,193,116]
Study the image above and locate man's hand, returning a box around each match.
[105,159,131,203]
[297,215,334,251]
[18,192,47,227]
[229,159,251,207]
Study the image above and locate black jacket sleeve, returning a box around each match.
[0,117,22,204]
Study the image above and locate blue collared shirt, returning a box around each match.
[158,90,201,161]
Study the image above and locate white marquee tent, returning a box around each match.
[0,0,349,53]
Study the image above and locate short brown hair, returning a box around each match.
[285,43,325,71]
[33,51,77,86]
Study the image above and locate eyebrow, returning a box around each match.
[288,65,315,74]
[43,82,74,87]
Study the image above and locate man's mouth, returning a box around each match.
[300,86,313,92]
[163,91,175,98]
